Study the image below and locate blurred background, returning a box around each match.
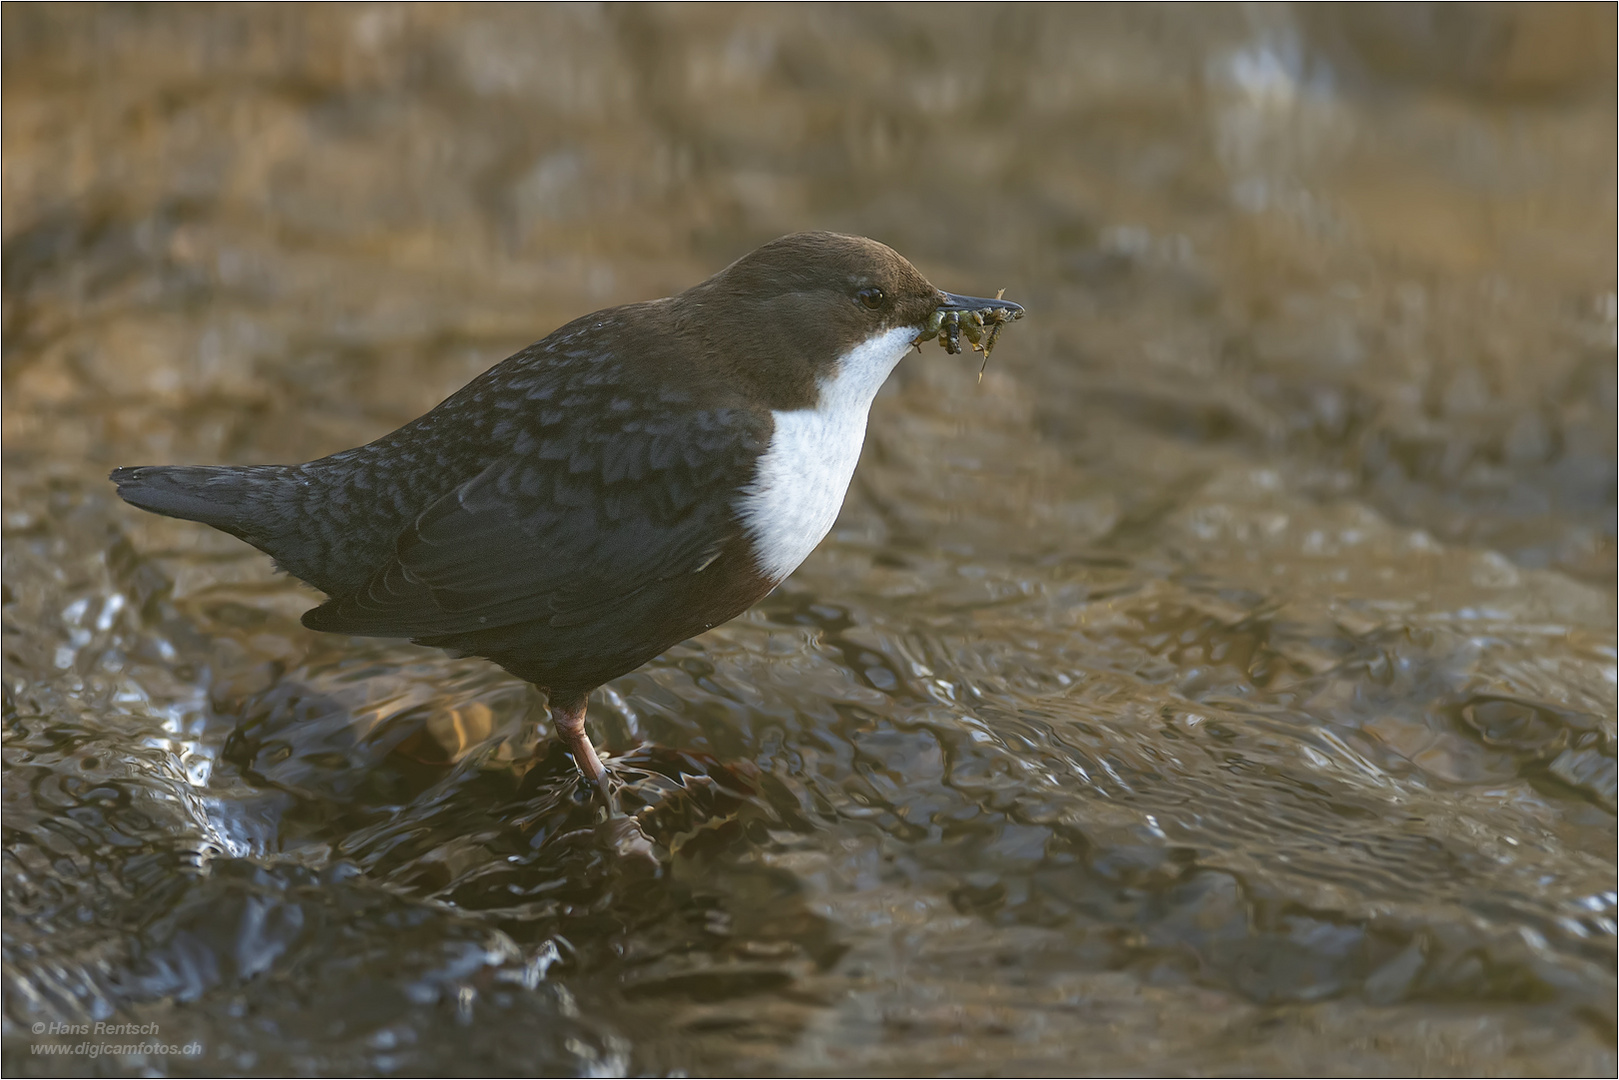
[3,5,1615,1076]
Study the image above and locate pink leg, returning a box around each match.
[549,694,613,806]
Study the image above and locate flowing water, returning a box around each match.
[3,5,1615,1076]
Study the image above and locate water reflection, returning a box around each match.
[4,5,1614,1076]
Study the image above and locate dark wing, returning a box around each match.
[301,407,769,638]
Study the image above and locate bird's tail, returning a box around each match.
[110,460,392,597]
[109,464,279,534]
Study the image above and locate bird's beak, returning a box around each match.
[936,292,1025,319]
[918,291,1025,355]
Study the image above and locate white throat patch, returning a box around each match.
[738,325,917,581]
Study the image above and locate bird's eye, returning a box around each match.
[856,287,885,310]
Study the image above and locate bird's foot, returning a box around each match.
[549,694,619,816]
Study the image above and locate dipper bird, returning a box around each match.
[111,232,1023,804]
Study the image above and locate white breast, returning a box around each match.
[738,325,918,581]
